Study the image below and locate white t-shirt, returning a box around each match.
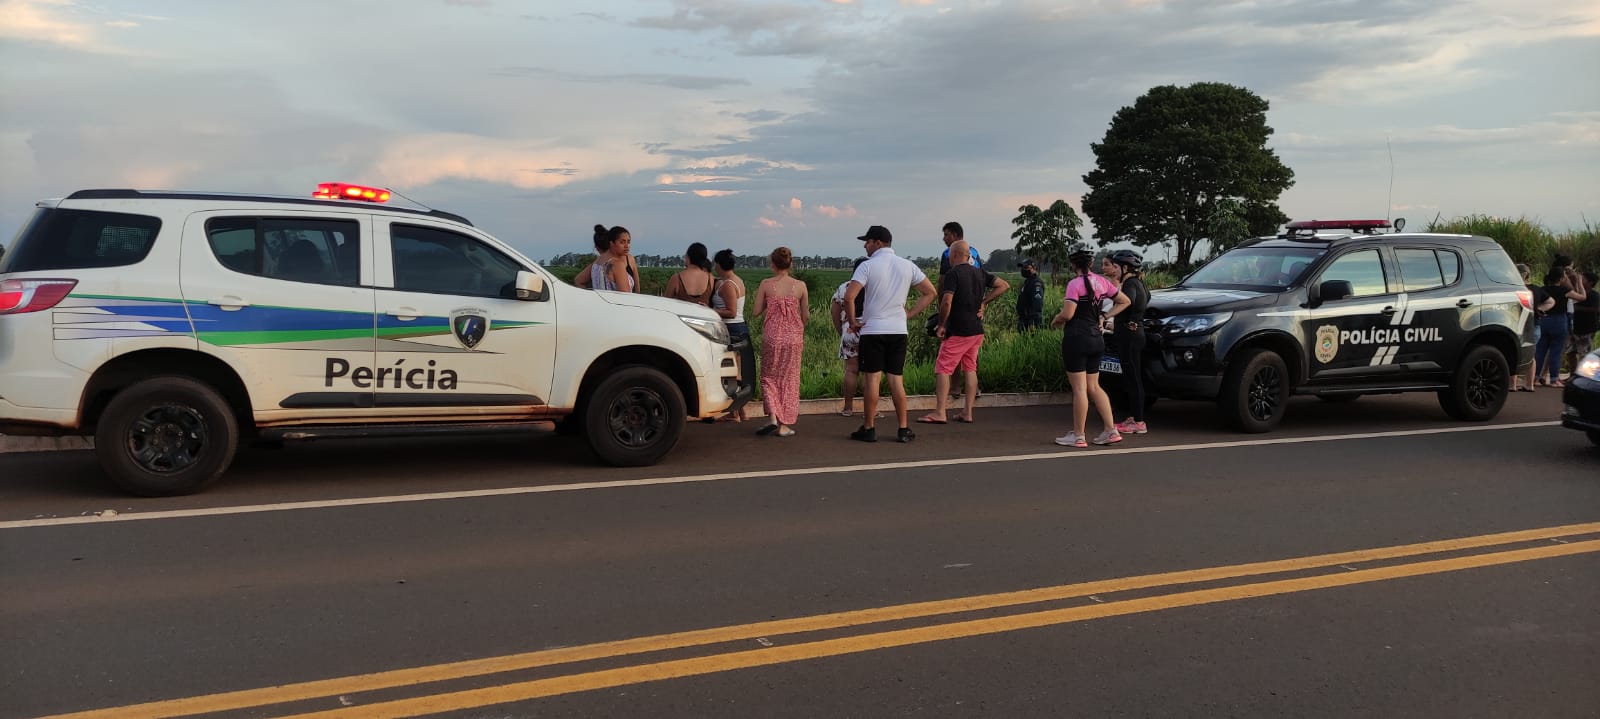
[848,248,928,336]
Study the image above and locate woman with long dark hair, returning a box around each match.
[711,248,751,422]
[1051,250,1131,447]
[665,242,715,306]
[575,225,637,292]
[1102,249,1149,434]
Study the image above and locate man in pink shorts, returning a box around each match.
[922,239,1009,424]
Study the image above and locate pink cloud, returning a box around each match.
[693,189,741,197]
[816,204,858,219]
[785,197,803,218]
[757,217,783,229]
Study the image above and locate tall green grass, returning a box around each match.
[1425,214,1598,273]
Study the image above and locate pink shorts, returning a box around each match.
[935,333,984,375]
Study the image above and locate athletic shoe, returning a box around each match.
[1091,429,1123,446]
[1115,419,1147,435]
[1054,432,1087,448]
[850,426,877,443]
[897,427,915,443]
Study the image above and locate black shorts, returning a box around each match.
[1061,332,1105,374]
[858,333,909,375]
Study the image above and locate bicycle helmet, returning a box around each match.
[1109,249,1143,270]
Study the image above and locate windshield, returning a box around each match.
[1183,247,1326,291]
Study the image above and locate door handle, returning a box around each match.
[208,295,250,311]
[1380,306,1397,315]
[385,307,419,321]
[1456,298,1473,308]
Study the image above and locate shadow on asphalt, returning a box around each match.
[0,391,1571,511]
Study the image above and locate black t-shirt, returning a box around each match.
[1116,276,1148,338]
[1528,284,1550,318]
[939,264,995,337]
[1542,285,1570,317]
[1573,289,1599,335]
[1019,275,1045,313]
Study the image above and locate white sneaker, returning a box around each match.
[1054,431,1087,448]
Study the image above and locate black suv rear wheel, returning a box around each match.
[93,376,239,496]
[1219,348,1289,433]
[583,365,686,466]
[1439,345,1509,421]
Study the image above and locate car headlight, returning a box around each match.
[1577,352,1600,380]
[679,315,730,345]
[1163,311,1233,336]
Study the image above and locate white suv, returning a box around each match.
[0,187,752,495]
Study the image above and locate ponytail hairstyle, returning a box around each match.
[686,242,711,271]
[770,246,793,271]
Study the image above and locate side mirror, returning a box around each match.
[514,271,547,301]
[1319,280,1354,304]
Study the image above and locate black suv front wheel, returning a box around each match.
[1439,345,1509,421]
[1220,348,1289,433]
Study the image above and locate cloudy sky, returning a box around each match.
[2,0,1596,263]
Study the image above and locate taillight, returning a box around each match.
[0,279,78,314]
[1516,290,1532,310]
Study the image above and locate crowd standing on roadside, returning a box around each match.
[569,221,1595,448]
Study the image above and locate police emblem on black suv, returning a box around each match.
[1110,220,1535,432]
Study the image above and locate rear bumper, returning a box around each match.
[1560,376,1600,432]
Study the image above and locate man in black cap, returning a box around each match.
[1017,258,1045,331]
[842,225,939,443]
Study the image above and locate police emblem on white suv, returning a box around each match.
[450,308,490,350]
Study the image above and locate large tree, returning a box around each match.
[1081,82,1293,268]
[1011,199,1086,283]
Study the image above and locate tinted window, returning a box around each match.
[1437,250,1461,285]
[391,224,521,298]
[1320,249,1388,297]
[1396,249,1445,291]
[1474,248,1521,286]
[205,217,361,287]
[1183,247,1326,289]
[0,208,161,272]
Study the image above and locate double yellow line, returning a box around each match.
[44,522,1600,719]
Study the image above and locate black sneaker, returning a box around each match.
[850,426,877,443]
[897,427,915,443]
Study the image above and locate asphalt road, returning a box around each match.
[2,391,1596,718]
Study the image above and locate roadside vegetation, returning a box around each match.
[1426,215,1597,272]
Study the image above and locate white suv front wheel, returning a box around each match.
[93,377,240,496]
[583,365,686,467]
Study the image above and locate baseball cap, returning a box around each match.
[857,225,893,244]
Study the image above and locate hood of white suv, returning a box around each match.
[595,291,721,321]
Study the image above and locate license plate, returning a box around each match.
[1100,356,1122,374]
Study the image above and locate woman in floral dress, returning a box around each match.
[753,247,808,437]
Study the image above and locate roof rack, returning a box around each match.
[64,189,474,227]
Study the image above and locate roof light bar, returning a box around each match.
[312,183,391,203]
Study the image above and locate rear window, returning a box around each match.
[1474,248,1522,286]
[0,208,162,273]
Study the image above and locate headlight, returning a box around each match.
[1577,352,1600,380]
[1163,311,1233,336]
[680,315,730,345]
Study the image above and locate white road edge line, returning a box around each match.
[0,421,1560,531]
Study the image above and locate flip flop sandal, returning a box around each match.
[916,416,947,424]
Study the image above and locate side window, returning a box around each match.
[1436,250,1461,286]
[390,224,522,298]
[1319,249,1389,298]
[1396,249,1445,292]
[204,217,362,287]
[0,208,161,272]
[1473,249,1522,286]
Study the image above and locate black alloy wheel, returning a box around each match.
[127,403,209,474]
[606,386,668,449]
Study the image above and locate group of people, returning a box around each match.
[1519,259,1597,390]
[571,221,1154,449]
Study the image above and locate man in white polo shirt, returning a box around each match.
[842,225,939,443]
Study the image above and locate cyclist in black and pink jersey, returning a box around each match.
[1051,250,1131,448]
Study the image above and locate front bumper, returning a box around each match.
[719,338,755,416]
[1560,375,1600,433]
[1145,333,1223,400]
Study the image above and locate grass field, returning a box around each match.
[549,264,1161,400]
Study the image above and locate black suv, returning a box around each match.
[1112,220,1534,432]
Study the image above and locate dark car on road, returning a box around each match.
[1560,351,1600,446]
[1105,220,1535,432]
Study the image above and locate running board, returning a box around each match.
[1296,383,1450,396]
[259,421,553,442]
